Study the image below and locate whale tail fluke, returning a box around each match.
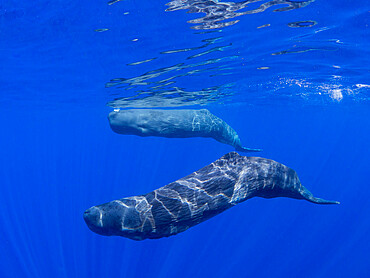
[305,195,340,204]
[300,186,340,205]
[235,146,262,153]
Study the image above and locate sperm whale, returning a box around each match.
[108,109,261,152]
[83,152,339,240]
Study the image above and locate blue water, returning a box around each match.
[1,0,369,277]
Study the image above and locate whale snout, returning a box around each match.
[108,111,120,125]
[83,206,107,235]
[83,207,100,224]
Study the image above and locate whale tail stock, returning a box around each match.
[300,186,340,205]
[235,146,262,152]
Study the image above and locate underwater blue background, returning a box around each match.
[1,0,369,277]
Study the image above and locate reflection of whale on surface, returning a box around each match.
[83,152,339,240]
[108,109,261,152]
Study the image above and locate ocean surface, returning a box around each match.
[1,0,369,277]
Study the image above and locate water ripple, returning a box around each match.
[106,55,239,90]
[101,0,368,108]
[165,0,315,30]
[287,20,318,28]
[107,84,234,108]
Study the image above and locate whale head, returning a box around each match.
[108,110,138,134]
[83,199,149,240]
[108,109,155,136]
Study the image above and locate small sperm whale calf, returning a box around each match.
[84,152,339,240]
[108,109,261,152]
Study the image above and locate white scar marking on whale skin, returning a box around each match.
[108,201,132,231]
[154,191,177,219]
[204,168,236,183]
[172,179,231,214]
[177,179,197,189]
[156,188,181,199]
[93,206,104,227]
[190,177,233,201]
[177,197,195,217]
[133,197,156,232]
[121,211,156,233]
[191,113,202,132]
[207,117,217,132]
[155,186,195,213]
[153,162,238,222]
[156,186,200,219]
[114,196,156,233]
[135,197,151,214]
[191,176,213,184]
[114,200,129,208]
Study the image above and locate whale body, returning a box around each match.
[108,109,261,152]
[83,152,339,240]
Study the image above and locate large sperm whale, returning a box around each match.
[84,152,339,240]
[108,109,261,152]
